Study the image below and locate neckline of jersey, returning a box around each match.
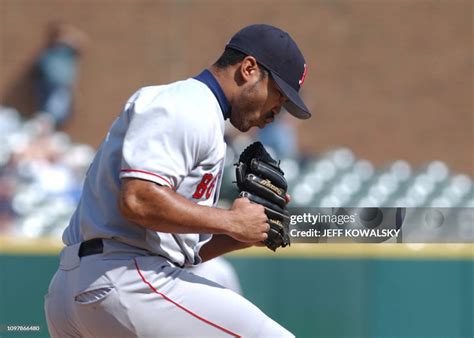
[193,69,231,120]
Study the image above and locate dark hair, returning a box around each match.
[214,47,268,79]
[214,47,246,68]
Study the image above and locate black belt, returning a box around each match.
[77,238,183,267]
[78,238,104,258]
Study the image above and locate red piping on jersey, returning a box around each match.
[133,258,241,337]
[120,169,175,189]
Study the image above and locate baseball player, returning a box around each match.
[45,24,310,337]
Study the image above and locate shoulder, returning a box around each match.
[160,79,221,119]
[125,79,224,150]
[128,79,216,116]
[129,78,211,102]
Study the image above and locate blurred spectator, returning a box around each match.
[0,106,95,236]
[224,111,301,164]
[35,22,88,128]
[0,176,15,233]
[256,112,300,159]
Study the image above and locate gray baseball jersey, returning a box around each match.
[63,71,227,266]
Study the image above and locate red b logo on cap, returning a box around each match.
[298,64,308,86]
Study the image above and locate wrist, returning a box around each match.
[221,209,238,238]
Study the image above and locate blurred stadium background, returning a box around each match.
[0,1,472,337]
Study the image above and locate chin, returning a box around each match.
[230,119,251,132]
[239,125,252,132]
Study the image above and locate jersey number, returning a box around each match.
[193,173,217,199]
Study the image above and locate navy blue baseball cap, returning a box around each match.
[227,24,311,119]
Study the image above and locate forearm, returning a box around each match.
[119,178,234,235]
[119,178,269,243]
[199,235,251,262]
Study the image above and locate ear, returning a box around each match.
[239,56,260,83]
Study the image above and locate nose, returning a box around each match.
[265,116,275,123]
[272,106,283,117]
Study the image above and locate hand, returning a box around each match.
[226,197,270,243]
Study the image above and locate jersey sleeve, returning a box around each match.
[192,234,213,265]
[119,90,207,189]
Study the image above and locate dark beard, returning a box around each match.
[229,82,261,132]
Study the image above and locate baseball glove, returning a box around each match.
[235,142,291,251]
